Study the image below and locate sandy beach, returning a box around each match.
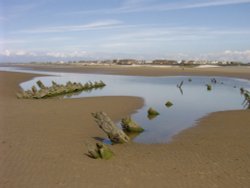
[10,63,250,79]
[0,66,250,188]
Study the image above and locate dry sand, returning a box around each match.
[0,66,250,188]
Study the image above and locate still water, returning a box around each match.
[1,67,250,143]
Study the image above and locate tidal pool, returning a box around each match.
[0,67,250,143]
[1,67,249,143]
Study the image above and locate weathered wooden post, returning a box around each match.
[31,86,37,94]
[36,80,46,89]
[91,112,130,144]
[17,80,106,99]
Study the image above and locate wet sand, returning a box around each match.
[0,66,250,188]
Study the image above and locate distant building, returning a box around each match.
[100,60,113,64]
[152,59,178,65]
[116,59,137,65]
[179,60,196,65]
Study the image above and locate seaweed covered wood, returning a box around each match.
[121,117,144,133]
[91,112,130,144]
[16,80,106,99]
[86,142,114,160]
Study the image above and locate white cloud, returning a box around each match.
[70,0,250,15]
[130,0,250,11]
[19,20,123,34]
[1,50,11,56]
[1,49,250,63]
[15,50,37,56]
[46,51,89,58]
[191,50,250,62]
[121,0,250,12]
[224,50,250,55]
[221,50,250,61]
[104,26,250,44]
[162,0,250,11]
[0,50,37,57]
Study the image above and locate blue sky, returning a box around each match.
[1,0,250,62]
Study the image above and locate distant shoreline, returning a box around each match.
[1,63,249,80]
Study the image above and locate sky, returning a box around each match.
[1,0,250,63]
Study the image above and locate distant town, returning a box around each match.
[28,59,250,66]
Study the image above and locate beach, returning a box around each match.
[0,66,250,188]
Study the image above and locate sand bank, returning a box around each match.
[10,63,250,79]
[0,68,250,188]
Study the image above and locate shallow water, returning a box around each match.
[1,66,250,143]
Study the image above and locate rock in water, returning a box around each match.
[91,112,130,144]
[121,117,144,133]
[206,84,212,91]
[165,101,173,108]
[147,107,160,120]
[147,107,160,116]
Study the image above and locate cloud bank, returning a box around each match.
[1,49,250,63]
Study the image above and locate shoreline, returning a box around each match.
[2,63,250,79]
[1,67,250,187]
